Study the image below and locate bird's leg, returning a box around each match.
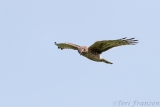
[100,58,113,64]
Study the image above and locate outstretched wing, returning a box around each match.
[88,37,138,54]
[55,42,80,50]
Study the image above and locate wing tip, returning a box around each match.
[121,37,127,39]
[122,37,139,42]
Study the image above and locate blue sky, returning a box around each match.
[0,0,160,107]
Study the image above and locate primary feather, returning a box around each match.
[55,42,80,50]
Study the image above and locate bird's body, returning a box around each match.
[55,37,138,64]
[81,51,101,61]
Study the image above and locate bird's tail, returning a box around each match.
[101,58,113,64]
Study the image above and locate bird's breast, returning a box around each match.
[82,52,100,61]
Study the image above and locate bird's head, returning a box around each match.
[78,46,88,55]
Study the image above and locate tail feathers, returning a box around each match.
[101,58,113,64]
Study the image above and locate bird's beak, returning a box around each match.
[78,48,83,55]
[79,52,82,55]
[78,51,82,55]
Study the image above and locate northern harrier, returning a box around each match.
[55,37,138,64]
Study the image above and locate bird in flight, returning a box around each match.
[55,37,138,64]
